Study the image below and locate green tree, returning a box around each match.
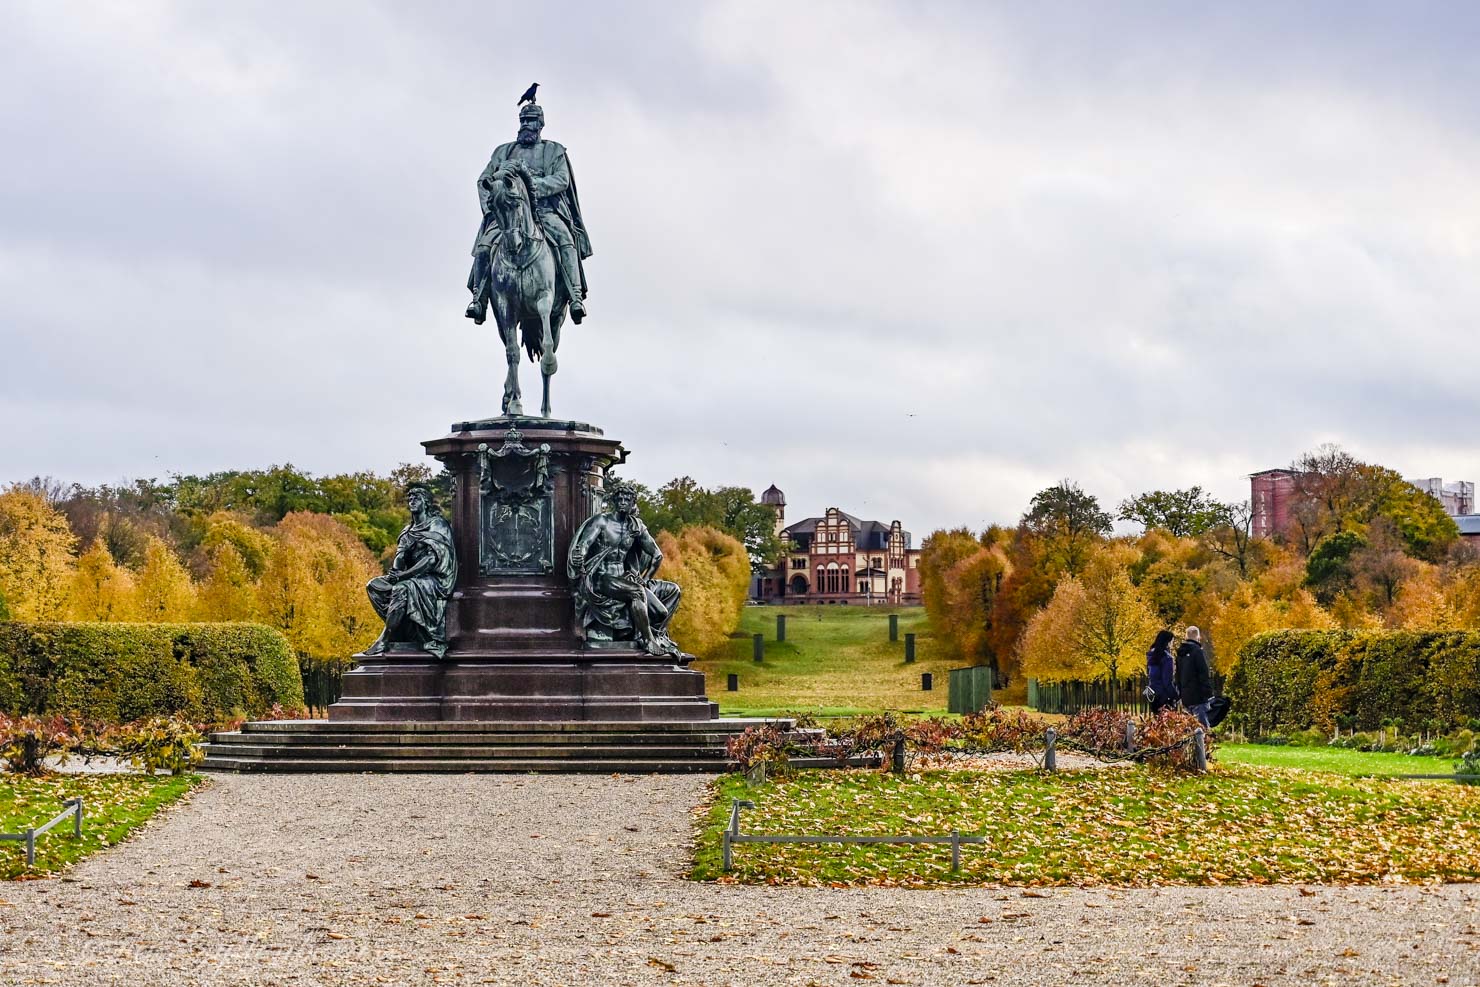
[1305,530,1367,600]
[1022,480,1112,576]
[639,477,781,573]
[1118,486,1221,537]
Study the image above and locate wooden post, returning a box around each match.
[1044,727,1057,773]
[1124,720,1136,753]
[892,734,906,774]
[752,633,764,663]
[904,633,916,663]
[726,673,738,692]
[1193,729,1207,772]
[889,614,899,642]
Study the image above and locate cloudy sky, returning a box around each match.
[4,1,1479,534]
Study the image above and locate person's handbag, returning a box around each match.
[1207,695,1232,728]
[1141,684,1157,703]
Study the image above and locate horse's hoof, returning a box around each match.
[540,354,558,376]
[507,400,523,416]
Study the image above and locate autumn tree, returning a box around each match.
[639,477,782,572]
[131,535,197,620]
[0,487,77,620]
[256,512,381,663]
[1203,500,1257,577]
[656,526,751,656]
[1021,480,1112,576]
[195,543,257,621]
[1119,487,1221,537]
[1018,545,1159,682]
[67,540,137,621]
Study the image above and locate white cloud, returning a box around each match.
[2,0,1478,534]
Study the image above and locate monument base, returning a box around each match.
[329,652,718,722]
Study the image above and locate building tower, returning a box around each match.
[761,484,786,539]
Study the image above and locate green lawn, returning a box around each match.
[0,773,201,878]
[694,765,1480,887]
[1219,743,1463,777]
[696,605,957,715]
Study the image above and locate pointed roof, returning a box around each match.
[761,484,786,507]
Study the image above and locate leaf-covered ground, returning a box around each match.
[0,773,200,878]
[694,766,1480,887]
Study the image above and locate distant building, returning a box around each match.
[1250,468,1299,540]
[752,489,922,604]
[1408,477,1475,517]
[1252,468,1477,541]
[1455,515,1480,544]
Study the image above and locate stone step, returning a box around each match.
[202,755,730,774]
[203,742,729,760]
[218,727,749,745]
[234,719,781,734]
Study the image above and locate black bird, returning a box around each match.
[518,82,539,106]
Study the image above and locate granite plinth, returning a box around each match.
[326,416,719,725]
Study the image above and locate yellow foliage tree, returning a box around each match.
[0,487,78,620]
[132,535,197,620]
[1018,545,1160,682]
[195,543,258,622]
[199,511,275,578]
[656,525,750,657]
[67,539,137,621]
[256,512,380,663]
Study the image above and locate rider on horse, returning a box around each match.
[466,102,592,326]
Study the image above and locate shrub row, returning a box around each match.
[0,622,304,724]
[1228,630,1480,735]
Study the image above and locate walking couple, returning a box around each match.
[1145,627,1216,728]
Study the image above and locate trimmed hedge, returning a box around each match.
[1229,630,1480,735]
[0,622,304,723]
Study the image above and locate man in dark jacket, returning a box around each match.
[1176,626,1214,729]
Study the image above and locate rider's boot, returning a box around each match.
[556,242,587,323]
[465,282,488,324]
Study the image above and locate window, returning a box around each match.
[791,558,806,570]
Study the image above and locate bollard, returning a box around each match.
[904,633,916,663]
[752,633,764,663]
[1193,728,1207,772]
[776,614,786,642]
[726,673,738,692]
[951,830,962,872]
[921,672,933,691]
[1044,727,1057,772]
[1124,720,1136,753]
[892,734,906,774]
[889,614,899,642]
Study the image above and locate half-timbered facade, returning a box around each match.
[752,490,922,604]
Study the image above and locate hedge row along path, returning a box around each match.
[1,773,1476,986]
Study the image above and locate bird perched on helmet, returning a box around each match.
[518,82,539,105]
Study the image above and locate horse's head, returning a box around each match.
[488,162,540,252]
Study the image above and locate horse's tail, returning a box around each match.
[519,318,543,362]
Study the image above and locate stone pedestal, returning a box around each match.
[329,417,718,723]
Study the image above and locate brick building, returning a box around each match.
[751,486,922,604]
[1252,468,1478,542]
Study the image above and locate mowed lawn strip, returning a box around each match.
[1218,743,1462,777]
[694,765,1480,887]
[0,773,201,878]
[696,605,954,715]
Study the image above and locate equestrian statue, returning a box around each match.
[466,100,592,419]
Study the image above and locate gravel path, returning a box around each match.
[1,773,1476,986]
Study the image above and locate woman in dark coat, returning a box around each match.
[1145,629,1179,715]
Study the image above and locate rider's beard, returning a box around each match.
[517,126,539,146]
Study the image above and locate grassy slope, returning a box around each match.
[1218,743,1462,777]
[694,766,1480,887]
[694,605,958,716]
[0,772,200,878]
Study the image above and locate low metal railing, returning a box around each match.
[0,798,83,867]
[721,798,985,873]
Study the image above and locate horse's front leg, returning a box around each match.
[493,294,522,417]
[537,301,557,418]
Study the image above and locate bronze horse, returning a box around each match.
[481,161,567,417]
